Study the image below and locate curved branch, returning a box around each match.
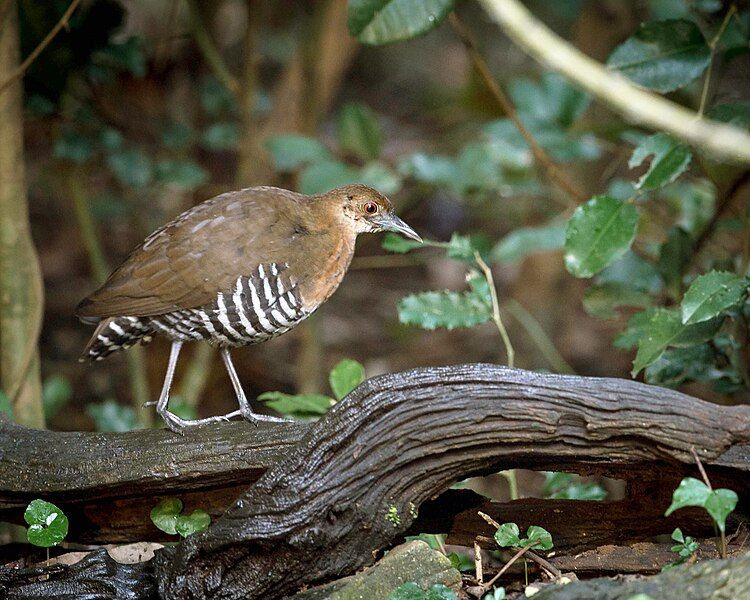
[151,364,750,598]
[479,0,750,164]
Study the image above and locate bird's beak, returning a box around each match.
[377,213,422,242]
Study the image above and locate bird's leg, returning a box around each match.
[156,341,240,433]
[220,348,291,425]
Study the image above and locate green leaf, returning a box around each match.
[0,389,13,419]
[644,344,731,389]
[483,588,506,600]
[24,499,68,547]
[382,232,425,254]
[329,358,365,400]
[494,522,522,547]
[599,251,662,293]
[86,399,140,432]
[199,76,238,117]
[509,73,590,128]
[665,477,711,516]
[707,102,750,130]
[704,489,738,533]
[629,133,692,191]
[99,128,124,152]
[360,161,402,195]
[150,497,183,536]
[631,308,723,375]
[107,148,153,188]
[446,233,491,263]
[92,36,147,77]
[564,195,639,278]
[348,0,456,45]
[258,391,334,419]
[543,472,608,500]
[524,525,553,550]
[491,223,566,264]
[337,103,383,160]
[155,159,209,190]
[607,19,711,92]
[202,122,240,151]
[174,509,211,537]
[398,153,460,188]
[162,122,194,150]
[266,135,332,171]
[583,283,651,319]
[426,584,458,600]
[299,160,359,195]
[447,551,474,572]
[389,582,424,600]
[398,290,491,330]
[671,527,685,543]
[42,375,72,420]
[681,271,748,325]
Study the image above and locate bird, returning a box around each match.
[77,184,421,433]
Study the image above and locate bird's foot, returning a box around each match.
[239,406,293,426]
[158,409,242,434]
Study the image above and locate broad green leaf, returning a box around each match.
[258,392,334,419]
[657,227,693,298]
[398,290,491,330]
[0,390,13,419]
[162,122,194,150]
[24,499,68,547]
[455,143,503,192]
[447,551,474,572]
[426,584,458,600]
[389,582,424,600]
[175,509,211,537]
[199,76,238,117]
[615,309,654,350]
[265,135,332,171]
[86,400,140,432]
[150,497,182,535]
[564,195,639,278]
[446,233,491,263]
[681,271,748,325]
[107,148,153,188]
[494,522,522,547]
[398,153,460,188]
[202,122,240,150]
[660,180,715,237]
[631,308,723,375]
[607,19,710,92]
[599,251,662,293]
[337,103,383,160]
[707,102,750,130]
[704,488,738,533]
[360,161,402,195]
[348,0,456,45]
[542,471,607,501]
[484,588,506,600]
[491,223,565,264]
[329,358,365,400]
[671,527,685,543]
[665,477,711,516]
[524,525,553,550]
[644,344,728,389]
[382,232,424,253]
[629,133,691,191]
[299,160,359,195]
[99,128,124,152]
[583,283,651,319]
[42,375,72,420]
[155,159,208,190]
[509,73,590,127]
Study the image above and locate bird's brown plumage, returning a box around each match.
[76,186,363,319]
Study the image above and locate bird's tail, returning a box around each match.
[80,316,154,362]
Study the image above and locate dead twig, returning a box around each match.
[0,0,83,95]
[474,252,515,368]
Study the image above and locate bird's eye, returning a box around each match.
[364,202,378,214]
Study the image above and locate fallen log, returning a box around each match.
[0,365,748,599]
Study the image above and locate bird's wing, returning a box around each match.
[76,188,309,318]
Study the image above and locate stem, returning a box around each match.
[0,0,83,96]
[474,252,515,368]
[691,446,727,559]
[66,172,152,427]
[501,469,518,500]
[449,13,583,207]
[184,0,239,95]
[474,541,483,583]
[478,0,750,163]
[698,5,736,117]
[504,299,575,374]
[481,541,536,592]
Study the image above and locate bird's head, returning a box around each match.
[330,184,422,242]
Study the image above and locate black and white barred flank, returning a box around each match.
[82,262,309,361]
